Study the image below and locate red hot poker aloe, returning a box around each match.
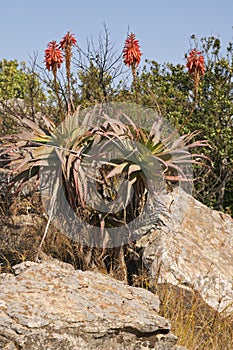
[186,49,205,76]
[180,49,205,129]
[44,40,63,120]
[123,33,142,69]
[186,49,205,98]
[60,31,77,50]
[60,31,77,114]
[123,33,142,113]
[44,40,63,74]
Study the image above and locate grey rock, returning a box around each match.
[138,188,233,314]
[0,260,186,350]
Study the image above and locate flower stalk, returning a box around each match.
[187,48,205,105]
[44,40,64,121]
[60,31,77,114]
[182,48,205,129]
[123,33,142,123]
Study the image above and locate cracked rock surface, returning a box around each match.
[139,188,233,314]
[0,260,186,350]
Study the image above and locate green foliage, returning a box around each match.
[138,60,191,117]
[194,38,233,213]
[0,60,29,100]
[135,36,233,214]
[78,62,112,105]
[0,59,46,135]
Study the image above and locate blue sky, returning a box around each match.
[0,0,232,67]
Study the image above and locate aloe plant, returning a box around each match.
[0,103,210,250]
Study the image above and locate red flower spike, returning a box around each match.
[186,49,205,76]
[44,40,63,71]
[60,31,77,50]
[123,33,142,68]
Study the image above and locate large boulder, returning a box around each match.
[0,260,186,350]
[138,188,233,314]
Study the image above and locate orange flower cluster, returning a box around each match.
[60,31,77,50]
[44,32,76,72]
[186,49,205,76]
[123,33,142,68]
[44,40,63,71]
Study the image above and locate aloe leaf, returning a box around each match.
[105,162,128,179]
[128,164,142,175]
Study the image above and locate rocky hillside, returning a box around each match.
[0,189,233,349]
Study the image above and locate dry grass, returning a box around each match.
[131,272,233,349]
[154,283,233,350]
[0,193,126,275]
[1,194,233,349]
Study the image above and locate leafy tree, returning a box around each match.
[136,36,233,214]
[78,61,112,105]
[75,24,123,105]
[0,59,29,100]
[194,36,233,213]
[0,59,46,134]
